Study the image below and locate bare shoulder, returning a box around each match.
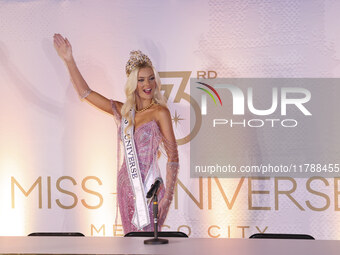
[153,104,176,142]
[154,104,171,122]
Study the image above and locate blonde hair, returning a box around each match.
[121,64,167,132]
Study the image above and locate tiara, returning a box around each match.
[125,50,153,76]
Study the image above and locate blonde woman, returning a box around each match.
[53,34,179,233]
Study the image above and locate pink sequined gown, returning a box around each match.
[111,100,167,233]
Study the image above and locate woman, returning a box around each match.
[53,34,179,233]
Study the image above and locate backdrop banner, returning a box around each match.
[1,0,340,239]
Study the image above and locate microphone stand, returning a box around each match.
[144,194,168,245]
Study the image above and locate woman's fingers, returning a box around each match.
[56,35,65,46]
[54,39,61,48]
[158,207,164,221]
[53,35,62,48]
[65,38,71,48]
[54,34,66,46]
[53,34,73,62]
[157,199,169,222]
[53,34,59,46]
[53,34,72,55]
[159,208,167,222]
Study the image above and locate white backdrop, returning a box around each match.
[1,0,340,239]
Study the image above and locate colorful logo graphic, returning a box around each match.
[196,82,223,106]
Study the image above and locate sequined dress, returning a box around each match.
[111,100,179,234]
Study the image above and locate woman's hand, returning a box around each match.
[53,33,73,62]
[158,195,171,223]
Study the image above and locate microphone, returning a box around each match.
[146,177,163,199]
[144,176,169,245]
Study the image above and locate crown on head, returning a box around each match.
[125,50,153,76]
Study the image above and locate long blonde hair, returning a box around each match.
[121,64,167,132]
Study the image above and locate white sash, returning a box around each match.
[121,110,150,230]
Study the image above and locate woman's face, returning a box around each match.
[135,66,157,101]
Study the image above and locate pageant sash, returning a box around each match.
[121,110,150,229]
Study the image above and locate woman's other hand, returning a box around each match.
[158,196,171,223]
[53,33,73,62]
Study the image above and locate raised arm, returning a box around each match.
[53,33,120,115]
[156,106,179,222]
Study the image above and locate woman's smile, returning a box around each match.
[143,88,152,95]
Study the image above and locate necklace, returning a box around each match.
[135,100,155,113]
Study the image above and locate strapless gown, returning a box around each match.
[111,100,165,233]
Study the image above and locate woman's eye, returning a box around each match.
[138,79,144,82]
[149,77,155,80]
